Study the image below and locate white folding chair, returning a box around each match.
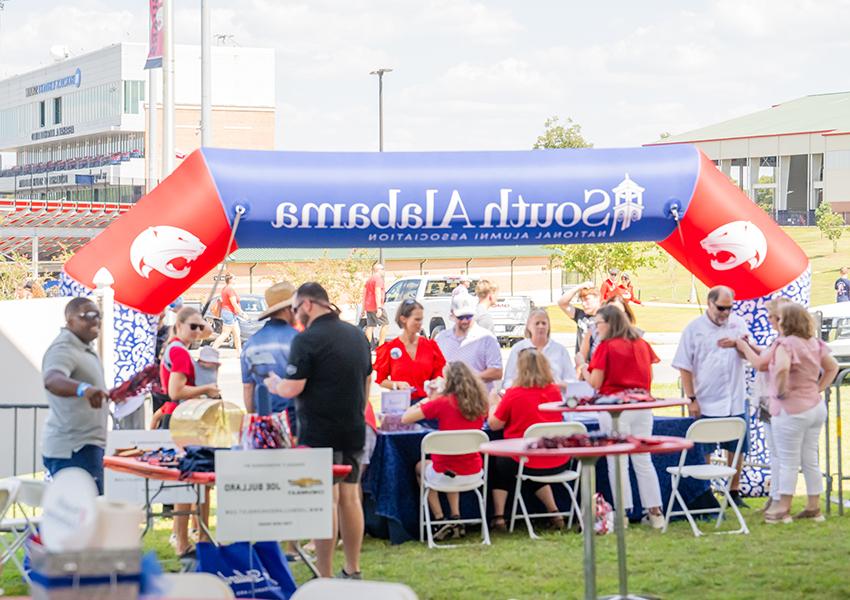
[292,579,418,599]
[662,417,749,536]
[158,573,235,599]
[418,430,490,549]
[0,478,46,583]
[509,421,586,539]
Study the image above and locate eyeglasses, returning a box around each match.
[713,304,733,312]
[188,322,206,331]
[76,310,101,321]
[456,314,474,321]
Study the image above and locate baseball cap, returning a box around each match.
[451,294,477,318]
[198,346,221,364]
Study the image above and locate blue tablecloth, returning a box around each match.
[362,416,712,544]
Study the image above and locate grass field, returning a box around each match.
[603,226,848,308]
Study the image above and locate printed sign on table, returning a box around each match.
[215,448,333,543]
[105,430,195,505]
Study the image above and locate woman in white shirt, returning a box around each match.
[502,308,576,389]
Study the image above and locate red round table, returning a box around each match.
[539,399,690,600]
[481,431,692,600]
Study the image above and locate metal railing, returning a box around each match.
[0,403,48,479]
[824,368,850,515]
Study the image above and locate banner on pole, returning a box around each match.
[145,0,164,69]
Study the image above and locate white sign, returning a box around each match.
[41,468,99,551]
[381,389,411,414]
[215,449,333,544]
[105,430,195,505]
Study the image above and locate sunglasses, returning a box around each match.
[187,322,206,331]
[713,304,733,312]
[456,314,474,321]
[76,310,101,321]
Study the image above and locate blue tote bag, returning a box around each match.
[196,541,297,599]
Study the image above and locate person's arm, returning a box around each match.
[586,367,604,390]
[678,369,701,418]
[149,407,163,430]
[819,352,840,392]
[556,283,591,320]
[487,413,506,430]
[243,383,255,413]
[575,330,591,377]
[734,338,771,370]
[375,283,385,316]
[168,371,218,401]
[401,404,426,424]
[772,346,791,397]
[266,374,306,399]
[479,337,503,383]
[43,370,109,408]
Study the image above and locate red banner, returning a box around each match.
[145,0,164,69]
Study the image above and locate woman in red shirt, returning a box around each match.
[375,300,446,403]
[615,272,642,305]
[156,306,218,557]
[579,305,663,528]
[488,349,568,531]
[401,361,489,540]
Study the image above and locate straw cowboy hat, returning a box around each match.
[258,281,297,320]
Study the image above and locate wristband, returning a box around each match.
[76,382,92,398]
[688,395,697,402]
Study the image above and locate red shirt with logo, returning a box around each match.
[420,394,485,475]
[221,285,239,313]
[374,337,446,400]
[363,274,385,312]
[159,338,195,415]
[494,384,566,469]
[589,337,659,394]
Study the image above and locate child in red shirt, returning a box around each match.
[488,348,568,531]
[402,361,489,540]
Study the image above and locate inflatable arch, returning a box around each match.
[65,144,812,496]
[66,144,808,315]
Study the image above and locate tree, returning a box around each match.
[263,250,374,309]
[815,201,846,252]
[0,252,32,300]
[547,242,662,283]
[533,116,592,149]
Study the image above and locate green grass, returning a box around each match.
[4,499,849,599]
[628,226,848,307]
[548,304,702,335]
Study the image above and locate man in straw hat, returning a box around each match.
[240,281,300,435]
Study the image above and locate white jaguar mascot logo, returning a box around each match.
[700,220,767,271]
[129,225,206,279]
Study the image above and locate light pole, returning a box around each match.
[370,68,392,263]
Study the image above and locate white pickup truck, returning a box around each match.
[381,276,534,346]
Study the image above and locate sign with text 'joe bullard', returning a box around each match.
[215,448,333,543]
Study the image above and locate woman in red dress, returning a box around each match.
[374,300,446,403]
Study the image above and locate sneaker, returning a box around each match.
[643,513,665,529]
[431,522,455,541]
[793,508,825,522]
[452,522,466,538]
[730,491,750,509]
[337,568,362,580]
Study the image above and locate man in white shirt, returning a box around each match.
[436,294,502,389]
[451,276,471,297]
[672,285,750,506]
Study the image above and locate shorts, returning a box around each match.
[43,445,105,495]
[221,308,236,325]
[698,413,749,456]
[424,463,483,489]
[333,449,364,484]
[366,310,388,327]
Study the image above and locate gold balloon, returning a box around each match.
[169,399,245,448]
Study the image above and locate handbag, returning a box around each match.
[196,541,297,599]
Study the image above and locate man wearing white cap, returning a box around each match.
[435,294,502,389]
[240,281,299,435]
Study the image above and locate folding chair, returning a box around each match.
[418,430,490,549]
[158,573,235,599]
[509,421,586,539]
[662,417,749,536]
[0,478,46,583]
[292,578,418,599]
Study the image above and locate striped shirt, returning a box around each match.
[435,324,502,388]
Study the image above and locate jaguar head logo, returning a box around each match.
[700,220,767,272]
[129,226,206,280]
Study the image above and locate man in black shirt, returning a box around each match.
[557,282,602,370]
[266,282,371,579]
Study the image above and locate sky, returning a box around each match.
[0,0,849,152]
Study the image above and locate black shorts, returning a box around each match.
[333,449,364,484]
[366,311,388,327]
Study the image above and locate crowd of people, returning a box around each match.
[37,265,840,580]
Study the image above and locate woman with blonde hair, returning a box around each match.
[737,302,838,523]
[402,362,489,540]
[488,349,569,531]
[501,308,575,389]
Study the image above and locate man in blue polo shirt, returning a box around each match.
[241,281,299,435]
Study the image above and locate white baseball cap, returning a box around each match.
[451,294,477,318]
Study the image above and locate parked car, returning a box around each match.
[375,276,533,346]
[811,302,850,367]
[199,294,268,348]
